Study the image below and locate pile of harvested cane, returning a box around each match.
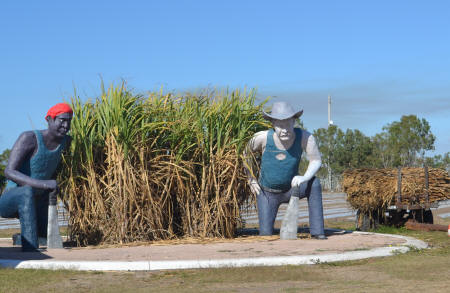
[342,167,450,213]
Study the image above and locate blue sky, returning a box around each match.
[1,0,449,155]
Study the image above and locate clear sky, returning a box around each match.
[1,0,449,155]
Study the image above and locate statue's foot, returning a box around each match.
[312,234,327,240]
[12,233,20,245]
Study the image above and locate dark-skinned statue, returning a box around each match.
[0,103,72,251]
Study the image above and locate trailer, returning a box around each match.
[355,166,446,231]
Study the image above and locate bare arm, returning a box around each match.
[4,131,57,190]
[243,131,267,194]
[291,131,322,187]
[302,134,322,180]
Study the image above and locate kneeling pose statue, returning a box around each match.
[245,101,326,239]
[0,103,72,251]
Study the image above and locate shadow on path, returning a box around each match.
[0,247,52,261]
[236,227,353,237]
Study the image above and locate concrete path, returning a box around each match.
[0,229,428,271]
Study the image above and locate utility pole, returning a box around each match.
[327,95,333,191]
[328,95,333,126]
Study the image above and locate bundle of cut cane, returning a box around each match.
[342,167,450,212]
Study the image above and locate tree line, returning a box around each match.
[0,149,10,191]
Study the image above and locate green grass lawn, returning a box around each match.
[1,220,449,293]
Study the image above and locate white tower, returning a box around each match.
[328,95,333,126]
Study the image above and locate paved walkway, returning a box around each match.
[0,229,428,271]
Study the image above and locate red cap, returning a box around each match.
[46,103,73,120]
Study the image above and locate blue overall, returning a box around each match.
[257,129,324,236]
[0,130,66,251]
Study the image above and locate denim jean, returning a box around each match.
[257,177,324,236]
[0,186,49,251]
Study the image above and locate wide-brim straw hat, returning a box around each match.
[262,102,303,121]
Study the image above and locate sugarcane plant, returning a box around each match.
[60,83,268,245]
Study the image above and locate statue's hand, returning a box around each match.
[49,188,59,205]
[42,179,58,191]
[248,178,261,195]
[291,176,307,187]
